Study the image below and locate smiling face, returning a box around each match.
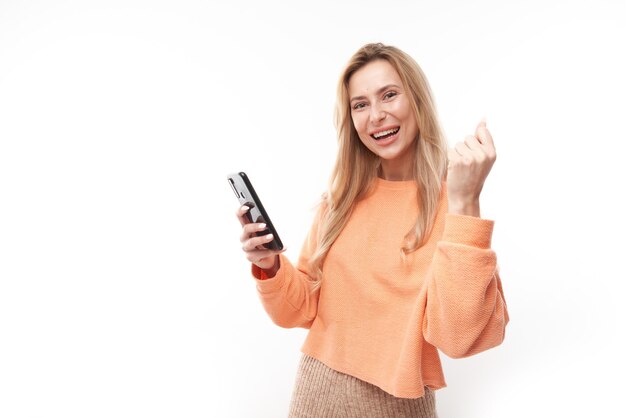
[348,59,419,181]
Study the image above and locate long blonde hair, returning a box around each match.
[308,43,448,287]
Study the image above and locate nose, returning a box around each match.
[369,103,386,124]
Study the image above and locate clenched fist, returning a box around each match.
[446,120,496,217]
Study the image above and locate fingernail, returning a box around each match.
[241,205,249,212]
[265,234,274,240]
[258,223,267,230]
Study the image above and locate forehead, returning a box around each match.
[348,60,402,96]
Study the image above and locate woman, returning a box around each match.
[235,43,509,418]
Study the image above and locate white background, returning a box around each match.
[1,0,625,417]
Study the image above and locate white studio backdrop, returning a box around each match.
[1,0,625,417]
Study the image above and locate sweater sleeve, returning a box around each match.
[423,214,509,359]
[251,203,325,329]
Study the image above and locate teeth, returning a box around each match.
[373,128,399,139]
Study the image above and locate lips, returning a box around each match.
[371,127,400,141]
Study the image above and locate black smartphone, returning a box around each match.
[227,171,284,251]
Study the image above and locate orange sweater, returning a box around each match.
[252,178,509,398]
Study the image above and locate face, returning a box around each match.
[348,59,418,179]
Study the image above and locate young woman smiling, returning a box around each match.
[235,43,509,418]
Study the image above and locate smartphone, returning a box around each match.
[227,171,284,251]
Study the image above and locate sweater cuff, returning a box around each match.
[441,214,494,249]
[251,264,271,280]
[251,254,288,294]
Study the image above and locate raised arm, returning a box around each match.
[423,120,509,358]
[423,214,509,358]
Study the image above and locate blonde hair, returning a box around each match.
[308,43,448,288]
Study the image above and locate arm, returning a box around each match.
[423,214,509,358]
[250,203,326,329]
[424,120,509,357]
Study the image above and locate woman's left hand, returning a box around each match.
[446,119,496,217]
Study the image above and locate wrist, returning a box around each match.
[447,199,481,217]
[261,256,280,278]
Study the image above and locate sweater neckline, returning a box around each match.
[374,177,417,191]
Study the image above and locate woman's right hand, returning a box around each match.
[236,205,285,275]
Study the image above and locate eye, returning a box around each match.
[352,102,367,110]
[383,91,397,100]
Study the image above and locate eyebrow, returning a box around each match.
[350,84,402,103]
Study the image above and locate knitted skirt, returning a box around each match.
[288,354,438,418]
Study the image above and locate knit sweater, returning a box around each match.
[252,178,509,399]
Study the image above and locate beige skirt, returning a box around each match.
[288,354,438,418]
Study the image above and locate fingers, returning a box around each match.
[453,134,483,153]
[474,118,489,143]
[241,230,275,252]
[463,134,481,150]
[450,132,493,170]
[240,221,267,242]
[234,204,285,270]
[235,204,251,226]
[475,119,495,151]
[448,118,496,161]
[240,221,284,253]
[240,222,276,252]
[475,117,487,138]
[455,119,495,162]
[453,136,483,161]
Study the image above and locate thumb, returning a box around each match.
[475,118,494,147]
[475,117,487,137]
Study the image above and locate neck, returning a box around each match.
[378,157,414,181]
